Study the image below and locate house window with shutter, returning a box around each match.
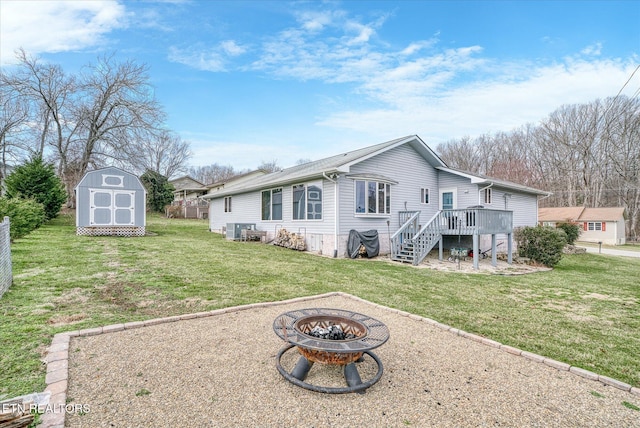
[585,222,604,231]
[224,196,232,213]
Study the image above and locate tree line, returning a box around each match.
[1,49,191,207]
[437,95,640,239]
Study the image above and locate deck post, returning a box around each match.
[472,234,479,269]
[491,234,497,267]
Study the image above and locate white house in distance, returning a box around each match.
[202,135,551,268]
[538,206,626,245]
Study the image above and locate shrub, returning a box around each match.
[556,222,581,245]
[140,170,175,212]
[0,197,46,240]
[514,226,567,267]
[4,157,66,220]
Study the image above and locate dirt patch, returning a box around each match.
[417,253,550,275]
[47,313,88,327]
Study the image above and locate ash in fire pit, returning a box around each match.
[308,324,357,341]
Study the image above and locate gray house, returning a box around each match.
[75,166,146,236]
[203,135,550,268]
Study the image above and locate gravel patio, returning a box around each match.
[42,292,640,427]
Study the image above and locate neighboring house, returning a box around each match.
[170,176,208,205]
[538,206,626,245]
[202,135,551,268]
[75,166,146,236]
[168,175,209,219]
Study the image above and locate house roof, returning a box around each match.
[202,135,446,199]
[577,207,626,222]
[539,207,625,222]
[437,166,552,196]
[170,175,207,193]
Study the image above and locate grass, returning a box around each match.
[1,212,639,398]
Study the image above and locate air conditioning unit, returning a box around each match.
[226,223,256,240]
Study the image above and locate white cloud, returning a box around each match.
[317,58,640,144]
[168,40,248,71]
[220,40,247,56]
[0,0,126,65]
[581,42,603,56]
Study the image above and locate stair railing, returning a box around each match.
[390,211,420,260]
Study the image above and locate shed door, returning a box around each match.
[90,189,135,226]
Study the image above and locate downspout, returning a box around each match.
[323,172,339,258]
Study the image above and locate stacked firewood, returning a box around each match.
[273,228,306,251]
[0,405,34,428]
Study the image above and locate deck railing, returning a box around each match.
[391,209,513,265]
[437,208,512,235]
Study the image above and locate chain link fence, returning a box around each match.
[0,216,12,298]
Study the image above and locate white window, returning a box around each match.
[224,196,232,213]
[483,188,492,204]
[261,188,282,220]
[355,180,390,215]
[293,183,322,220]
[587,222,603,231]
[420,188,430,204]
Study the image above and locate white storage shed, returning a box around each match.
[75,166,146,236]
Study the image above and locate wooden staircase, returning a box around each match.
[390,211,442,265]
[390,208,513,266]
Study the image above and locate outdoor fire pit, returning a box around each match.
[273,308,390,394]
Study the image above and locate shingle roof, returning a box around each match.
[538,207,625,222]
[203,135,445,199]
[578,207,626,222]
[437,167,551,196]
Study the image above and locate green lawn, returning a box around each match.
[1,212,639,399]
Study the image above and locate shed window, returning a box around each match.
[293,183,322,220]
[262,188,282,220]
[355,180,390,215]
[224,196,232,213]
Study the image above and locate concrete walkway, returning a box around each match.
[582,246,640,258]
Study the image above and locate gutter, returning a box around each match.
[323,172,339,258]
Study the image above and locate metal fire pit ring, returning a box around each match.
[275,344,384,394]
[273,308,390,394]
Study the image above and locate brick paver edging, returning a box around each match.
[39,291,640,428]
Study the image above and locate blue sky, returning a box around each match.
[2,0,639,172]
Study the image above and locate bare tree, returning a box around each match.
[125,129,191,178]
[188,164,237,185]
[257,159,281,173]
[71,55,165,190]
[0,82,29,185]
[438,95,640,238]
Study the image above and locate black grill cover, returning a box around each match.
[347,229,380,258]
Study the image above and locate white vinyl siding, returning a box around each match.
[340,144,438,233]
